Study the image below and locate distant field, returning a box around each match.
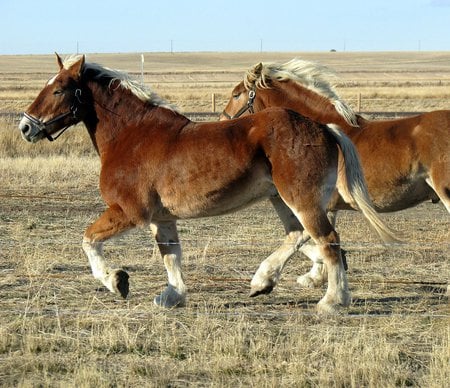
[0,52,448,387]
[1,51,450,113]
[2,50,450,74]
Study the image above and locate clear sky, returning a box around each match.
[1,0,449,55]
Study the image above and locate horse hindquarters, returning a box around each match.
[267,123,350,312]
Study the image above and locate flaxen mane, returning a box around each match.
[244,58,358,127]
[62,55,176,111]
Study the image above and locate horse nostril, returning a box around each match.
[18,118,33,137]
[19,123,30,135]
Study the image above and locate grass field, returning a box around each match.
[0,52,448,387]
[1,51,450,113]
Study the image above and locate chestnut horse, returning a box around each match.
[221,58,449,288]
[19,55,395,313]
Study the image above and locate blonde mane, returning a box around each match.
[63,55,177,111]
[244,58,358,127]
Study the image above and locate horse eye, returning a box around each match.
[233,93,241,99]
[53,89,63,96]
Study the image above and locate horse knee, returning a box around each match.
[85,205,134,242]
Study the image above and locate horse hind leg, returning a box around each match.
[296,210,347,288]
[151,221,187,308]
[250,195,308,297]
[298,209,350,313]
[426,166,450,213]
[82,204,134,298]
[279,196,350,313]
[251,196,339,294]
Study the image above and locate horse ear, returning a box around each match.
[67,55,85,80]
[55,52,64,70]
[253,62,263,76]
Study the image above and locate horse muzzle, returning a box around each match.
[18,115,46,143]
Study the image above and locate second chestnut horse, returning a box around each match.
[221,58,448,287]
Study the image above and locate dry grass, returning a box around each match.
[1,51,450,114]
[0,155,448,387]
[0,52,449,387]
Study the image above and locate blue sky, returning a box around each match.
[1,0,449,54]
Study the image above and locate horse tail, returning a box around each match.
[326,124,400,243]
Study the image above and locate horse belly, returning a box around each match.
[156,162,276,219]
[199,174,276,217]
[369,179,435,212]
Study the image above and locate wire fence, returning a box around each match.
[0,110,427,125]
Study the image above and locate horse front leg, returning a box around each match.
[151,221,186,308]
[82,204,134,298]
[250,231,310,296]
[296,243,327,288]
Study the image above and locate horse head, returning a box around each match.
[220,62,266,121]
[19,53,89,142]
[221,59,359,128]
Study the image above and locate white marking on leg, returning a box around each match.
[82,238,125,295]
[318,255,350,314]
[163,247,186,296]
[251,231,309,295]
[297,241,327,288]
[82,239,108,281]
[151,222,187,307]
[277,199,350,313]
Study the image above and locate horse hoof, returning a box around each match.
[154,295,185,308]
[154,285,185,308]
[317,300,349,315]
[249,283,274,297]
[316,302,345,315]
[113,270,129,299]
[317,293,351,315]
[297,274,322,289]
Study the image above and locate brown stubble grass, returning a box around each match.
[0,52,448,387]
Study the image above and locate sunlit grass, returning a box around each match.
[0,51,448,387]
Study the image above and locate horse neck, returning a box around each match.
[83,81,188,156]
[262,80,355,131]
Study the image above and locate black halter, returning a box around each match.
[221,89,256,120]
[23,89,83,142]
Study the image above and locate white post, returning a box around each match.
[140,54,144,85]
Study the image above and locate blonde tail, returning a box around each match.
[326,124,400,243]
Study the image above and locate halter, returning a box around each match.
[23,89,83,142]
[221,89,256,120]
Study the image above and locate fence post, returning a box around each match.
[357,93,361,112]
[211,93,216,113]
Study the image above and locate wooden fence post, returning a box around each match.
[211,93,216,113]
